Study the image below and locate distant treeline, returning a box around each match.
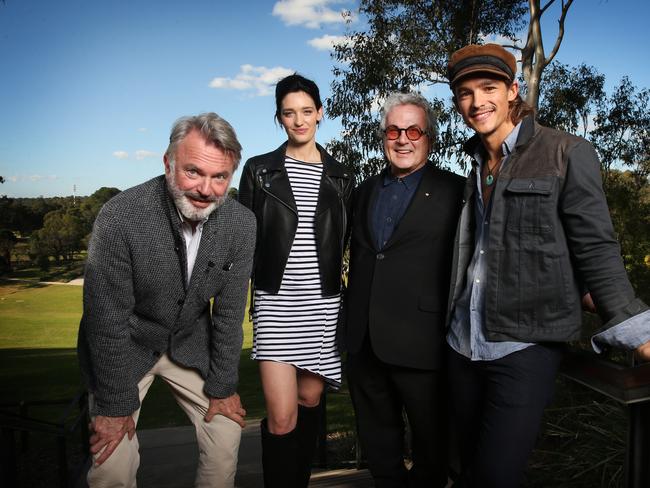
[0,187,120,271]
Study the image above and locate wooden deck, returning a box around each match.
[132,424,373,488]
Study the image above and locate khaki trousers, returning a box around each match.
[87,353,242,488]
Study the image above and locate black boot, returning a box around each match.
[261,418,299,488]
[296,404,322,487]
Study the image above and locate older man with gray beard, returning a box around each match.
[77,112,256,488]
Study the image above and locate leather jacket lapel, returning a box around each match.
[257,143,297,213]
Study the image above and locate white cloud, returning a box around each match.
[113,150,129,159]
[29,174,57,182]
[209,65,295,97]
[480,34,523,61]
[135,150,157,160]
[3,174,57,183]
[308,34,347,51]
[272,0,351,29]
[137,127,148,132]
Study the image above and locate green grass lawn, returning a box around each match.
[0,281,82,348]
[0,280,354,438]
[0,280,263,428]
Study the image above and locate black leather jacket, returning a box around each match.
[238,142,354,296]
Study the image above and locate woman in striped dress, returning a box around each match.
[238,74,353,487]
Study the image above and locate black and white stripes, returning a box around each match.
[252,157,342,387]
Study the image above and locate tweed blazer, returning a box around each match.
[77,176,256,417]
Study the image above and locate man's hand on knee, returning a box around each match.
[205,393,246,427]
[90,414,136,465]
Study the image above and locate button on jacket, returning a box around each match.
[238,142,354,296]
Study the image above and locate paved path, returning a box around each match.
[136,422,374,488]
[4,277,84,286]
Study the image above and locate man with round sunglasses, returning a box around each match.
[342,92,465,487]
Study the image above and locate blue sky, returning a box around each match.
[1,0,648,198]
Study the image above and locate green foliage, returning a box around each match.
[603,170,650,303]
[0,229,17,272]
[30,208,86,262]
[0,195,59,235]
[592,77,650,182]
[326,0,527,180]
[537,63,605,136]
[12,187,122,264]
[0,187,120,241]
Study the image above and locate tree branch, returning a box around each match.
[545,0,574,66]
[540,0,556,15]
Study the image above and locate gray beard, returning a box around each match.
[165,171,227,221]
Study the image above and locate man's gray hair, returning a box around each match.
[165,112,242,170]
[379,92,437,142]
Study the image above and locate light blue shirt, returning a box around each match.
[447,123,532,360]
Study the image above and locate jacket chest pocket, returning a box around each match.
[503,177,556,244]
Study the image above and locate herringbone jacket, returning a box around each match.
[77,176,256,417]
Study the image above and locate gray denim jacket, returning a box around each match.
[447,115,648,343]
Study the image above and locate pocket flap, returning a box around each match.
[506,178,552,195]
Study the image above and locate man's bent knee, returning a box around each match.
[87,434,140,488]
[194,415,242,488]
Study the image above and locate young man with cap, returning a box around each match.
[445,43,650,487]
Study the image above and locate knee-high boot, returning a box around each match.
[296,404,322,487]
[261,418,299,488]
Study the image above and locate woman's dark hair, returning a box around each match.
[275,74,323,124]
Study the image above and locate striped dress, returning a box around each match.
[252,157,342,387]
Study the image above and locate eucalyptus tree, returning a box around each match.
[326,0,576,178]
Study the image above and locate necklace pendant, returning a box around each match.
[485,174,494,186]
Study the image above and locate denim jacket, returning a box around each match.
[447,115,648,343]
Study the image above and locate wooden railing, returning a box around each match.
[561,349,650,488]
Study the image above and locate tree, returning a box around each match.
[327,0,528,179]
[78,187,120,234]
[30,208,86,262]
[0,229,17,273]
[591,77,650,187]
[604,170,650,302]
[518,0,574,108]
[537,62,605,136]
